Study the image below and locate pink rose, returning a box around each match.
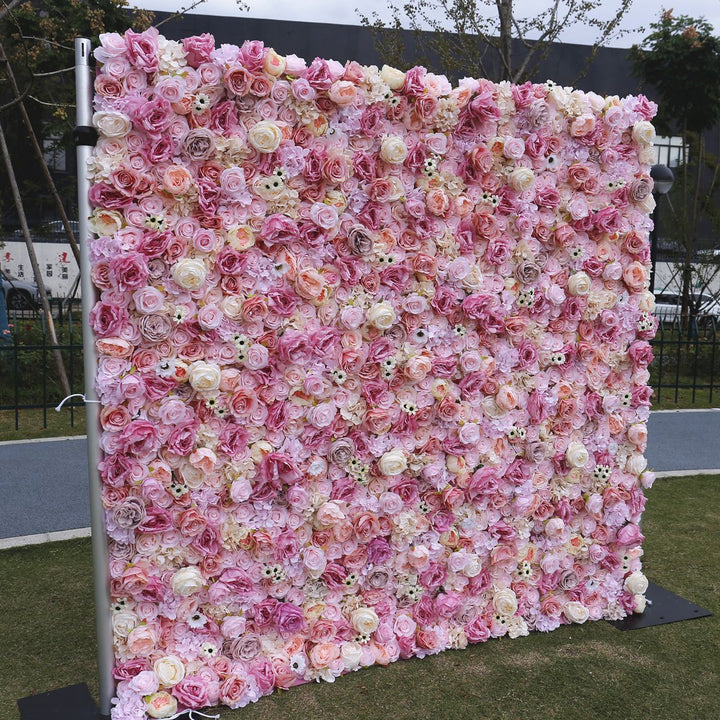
[124,28,158,72]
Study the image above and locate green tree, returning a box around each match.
[358,0,637,83]
[630,10,720,328]
[0,0,154,395]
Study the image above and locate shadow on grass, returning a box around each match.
[0,475,717,720]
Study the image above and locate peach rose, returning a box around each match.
[426,187,450,216]
[295,268,326,301]
[309,642,340,668]
[162,165,193,195]
[127,625,157,656]
[623,261,647,292]
[329,80,356,105]
[496,385,518,410]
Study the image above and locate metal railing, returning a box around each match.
[0,299,85,430]
[2,305,720,431]
[650,315,720,405]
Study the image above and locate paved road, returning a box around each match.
[1,410,719,540]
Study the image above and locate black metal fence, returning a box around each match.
[651,315,720,405]
[0,299,85,430]
[2,306,720,432]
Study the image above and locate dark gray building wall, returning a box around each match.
[153,12,641,97]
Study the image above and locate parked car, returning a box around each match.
[0,268,48,310]
[10,220,80,243]
[653,291,720,323]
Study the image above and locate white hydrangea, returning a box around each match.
[158,37,187,74]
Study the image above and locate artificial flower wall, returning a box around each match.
[89,28,658,720]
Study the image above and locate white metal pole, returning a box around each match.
[75,37,114,720]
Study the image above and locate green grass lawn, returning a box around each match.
[0,407,86,442]
[0,475,717,720]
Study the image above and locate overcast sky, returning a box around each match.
[130,0,720,48]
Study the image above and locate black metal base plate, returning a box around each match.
[609,581,712,630]
[18,683,105,720]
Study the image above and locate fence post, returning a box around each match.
[75,37,114,720]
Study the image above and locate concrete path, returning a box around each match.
[1,410,719,541]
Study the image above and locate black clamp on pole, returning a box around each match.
[73,125,98,147]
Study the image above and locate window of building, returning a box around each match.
[43,136,66,172]
[654,136,688,168]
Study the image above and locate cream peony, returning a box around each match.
[367,301,396,329]
[188,361,222,393]
[340,641,363,669]
[493,588,518,617]
[564,601,590,624]
[93,110,132,138]
[248,120,283,153]
[567,270,591,296]
[566,441,589,468]
[172,258,207,290]
[508,166,535,193]
[625,452,648,476]
[351,607,380,634]
[380,135,409,164]
[171,566,204,596]
[112,610,138,639]
[632,120,656,145]
[153,655,186,687]
[381,65,406,90]
[378,448,407,476]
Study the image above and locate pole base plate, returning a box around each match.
[609,581,712,630]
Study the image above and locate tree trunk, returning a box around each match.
[496,0,513,81]
[0,119,71,397]
[0,39,81,267]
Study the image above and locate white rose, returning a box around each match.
[380,135,408,164]
[93,111,132,138]
[172,258,206,290]
[381,64,406,90]
[634,594,647,614]
[153,656,186,687]
[624,571,649,596]
[462,265,484,292]
[625,452,648,476]
[564,601,589,624]
[248,120,283,153]
[340,641,363,670]
[549,85,570,110]
[378,448,407,476]
[566,441,589,469]
[367,301,396,329]
[586,91,605,112]
[188,361,221,393]
[221,295,245,320]
[463,554,483,577]
[567,271,591,296]
[508,167,535,193]
[112,610,138,639]
[351,607,379,635]
[171,566,204,597]
[493,588,518,617]
[632,120,656,145]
